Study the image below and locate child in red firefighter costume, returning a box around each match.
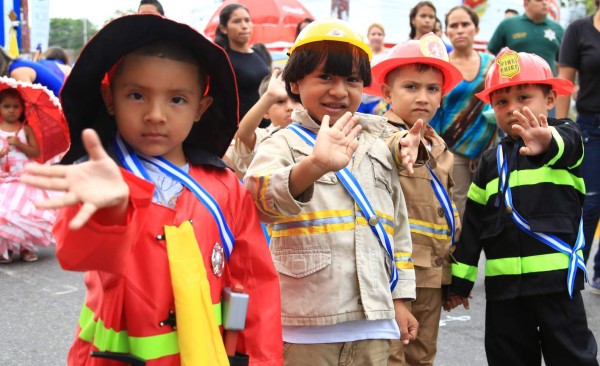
[21,14,283,366]
[445,48,598,365]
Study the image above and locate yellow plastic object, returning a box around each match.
[288,18,372,61]
[165,221,229,366]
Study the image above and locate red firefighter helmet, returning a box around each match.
[476,48,574,103]
[364,33,462,98]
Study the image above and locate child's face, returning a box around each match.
[382,66,442,126]
[490,84,556,139]
[411,5,436,36]
[265,96,302,128]
[0,96,24,124]
[289,61,363,125]
[101,54,213,166]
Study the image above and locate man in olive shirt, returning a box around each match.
[488,0,563,76]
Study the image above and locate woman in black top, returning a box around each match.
[216,4,271,122]
[557,0,600,289]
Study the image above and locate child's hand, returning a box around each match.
[399,119,424,174]
[264,68,288,102]
[512,107,552,156]
[394,299,419,345]
[311,112,362,173]
[6,135,19,146]
[443,293,471,312]
[20,129,129,230]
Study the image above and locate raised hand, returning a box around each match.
[399,119,425,174]
[311,112,362,173]
[511,107,552,156]
[264,67,288,101]
[21,129,129,230]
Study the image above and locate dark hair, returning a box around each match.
[489,84,552,103]
[409,1,436,40]
[0,88,26,121]
[296,18,314,38]
[445,5,480,29]
[385,63,443,86]
[252,42,272,66]
[138,0,164,15]
[504,8,519,16]
[42,46,70,65]
[111,41,208,92]
[215,3,250,50]
[282,40,371,104]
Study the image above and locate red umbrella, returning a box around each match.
[0,77,69,164]
[204,0,314,46]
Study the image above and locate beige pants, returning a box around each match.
[388,288,443,366]
[284,339,391,366]
[452,154,478,221]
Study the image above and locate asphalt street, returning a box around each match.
[2,242,600,365]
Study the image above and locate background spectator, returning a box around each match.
[488,0,563,77]
[0,47,63,97]
[409,1,436,40]
[295,17,313,38]
[215,4,271,123]
[430,5,497,220]
[556,0,600,293]
[357,23,389,114]
[138,0,164,15]
[38,46,72,81]
[504,8,519,18]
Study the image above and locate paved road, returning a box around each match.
[2,243,600,365]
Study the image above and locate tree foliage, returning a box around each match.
[48,18,98,57]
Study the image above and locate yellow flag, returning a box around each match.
[165,221,229,366]
[8,27,19,58]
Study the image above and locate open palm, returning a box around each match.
[21,129,129,229]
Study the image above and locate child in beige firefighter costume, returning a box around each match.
[365,33,463,366]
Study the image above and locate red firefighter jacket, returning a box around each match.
[54,165,283,366]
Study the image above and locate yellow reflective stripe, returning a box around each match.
[409,218,451,240]
[357,217,394,235]
[78,302,223,360]
[396,261,415,270]
[271,222,355,237]
[249,175,286,218]
[485,251,583,276]
[452,262,478,282]
[546,126,563,166]
[483,167,585,200]
[213,302,222,326]
[277,209,354,223]
[467,183,486,205]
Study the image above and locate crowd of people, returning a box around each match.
[2,0,600,365]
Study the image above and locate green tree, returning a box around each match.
[48,18,98,58]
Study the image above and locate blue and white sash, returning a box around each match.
[114,135,235,260]
[496,145,586,297]
[288,124,399,291]
[426,164,456,246]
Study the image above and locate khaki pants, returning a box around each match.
[284,339,391,366]
[388,287,443,366]
[451,154,478,221]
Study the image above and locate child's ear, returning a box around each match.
[546,89,558,111]
[195,95,213,122]
[381,84,393,104]
[100,84,115,115]
[289,81,300,94]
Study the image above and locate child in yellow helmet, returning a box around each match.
[244,18,417,364]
